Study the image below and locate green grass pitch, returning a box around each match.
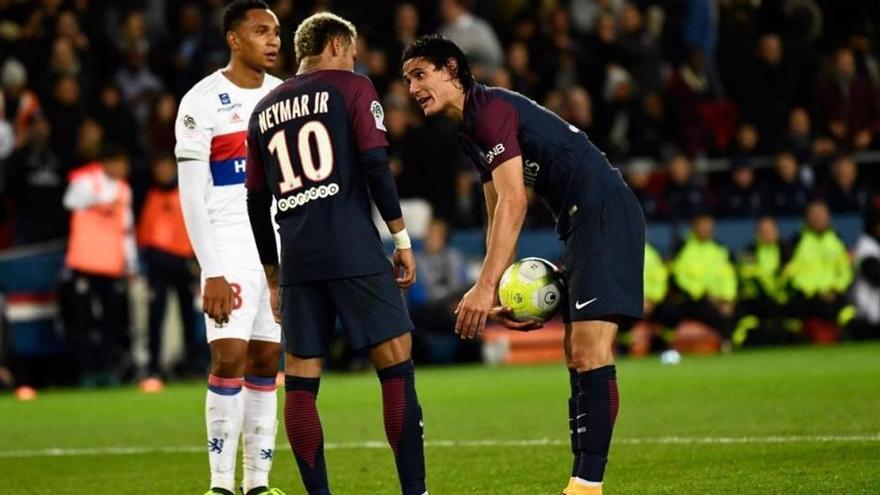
[2,342,879,494]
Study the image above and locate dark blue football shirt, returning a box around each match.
[246,70,391,283]
[459,84,626,236]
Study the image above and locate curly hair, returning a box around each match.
[294,12,357,62]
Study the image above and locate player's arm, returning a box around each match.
[362,147,415,288]
[455,97,528,338]
[245,123,282,323]
[175,94,233,325]
[481,179,538,331]
[456,157,528,339]
[349,75,416,288]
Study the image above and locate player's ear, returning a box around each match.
[445,57,459,80]
[330,36,344,57]
[227,31,239,51]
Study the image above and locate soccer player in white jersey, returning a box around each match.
[174,2,284,494]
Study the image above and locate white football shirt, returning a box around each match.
[175,70,282,275]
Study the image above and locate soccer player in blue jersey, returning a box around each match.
[402,35,645,495]
[245,13,427,495]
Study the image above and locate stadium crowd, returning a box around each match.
[1,0,880,388]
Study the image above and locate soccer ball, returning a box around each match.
[498,257,563,324]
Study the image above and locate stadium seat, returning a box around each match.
[672,320,722,354]
[481,321,565,365]
[801,318,839,345]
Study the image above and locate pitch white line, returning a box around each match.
[1,435,878,459]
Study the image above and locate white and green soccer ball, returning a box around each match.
[498,257,563,324]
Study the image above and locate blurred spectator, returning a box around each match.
[730,123,759,169]
[114,45,163,125]
[683,0,723,98]
[579,13,619,104]
[54,9,90,52]
[93,83,140,156]
[44,36,93,97]
[386,3,420,77]
[172,4,225,95]
[506,41,538,97]
[846,30,880,91]
[75,118,104,167]
[669,212,737,338]
[616,3,663,96]
[734,216,791,346]
[783,201,854,328]
[665,50,716,155]
[741,34,794,151]
[61,145,136,386]
[600,64,638,160]
[762,151,811,216]
[414,218,468,307]
[544,8,582,91]
[138,155,201,381]
[488,67,512,89]
[564,85,594,134]
[439,0,504,79]
[627,242,675,357]
[813,47,879,151]
[624,159,661,221]
[115,10,151,62]
[43,75,86,169]
[662,153,708,221]
[570,0,623,35]
[1,58,41,151]
[642,242,675,326]
[717,161,761,218]
[776,107,835,164]
[823,154,873,213]
[147,93,177,155]
[629,92,674,159]
[411,218,471,359]
[5,117,67,244]
[850,205,880,339]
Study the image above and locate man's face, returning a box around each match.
[692,216,714,241]
[756,218,779,244]
[231,9,281,71]
[733,167,753,188]
[402,56,461,117]
[104,157,130,180]
[806,203,830,232]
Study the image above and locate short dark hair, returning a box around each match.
[294,12,357,62]
[223,0,270,33]
[402,34,474,90]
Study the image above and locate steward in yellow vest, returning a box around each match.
[669,212,737,338]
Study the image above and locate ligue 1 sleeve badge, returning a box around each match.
[370,100,386,131]
[182,114,196,130]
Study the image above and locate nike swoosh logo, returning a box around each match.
[575,298,598,310]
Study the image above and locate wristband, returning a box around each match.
[392,228,412,249]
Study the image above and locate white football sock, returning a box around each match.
[206,375,245,492]
[242,376,279,492]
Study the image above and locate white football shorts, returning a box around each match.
[203,268,280,343]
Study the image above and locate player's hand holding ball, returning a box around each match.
[494,257,562,331]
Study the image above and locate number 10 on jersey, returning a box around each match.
[268,121,334,194]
